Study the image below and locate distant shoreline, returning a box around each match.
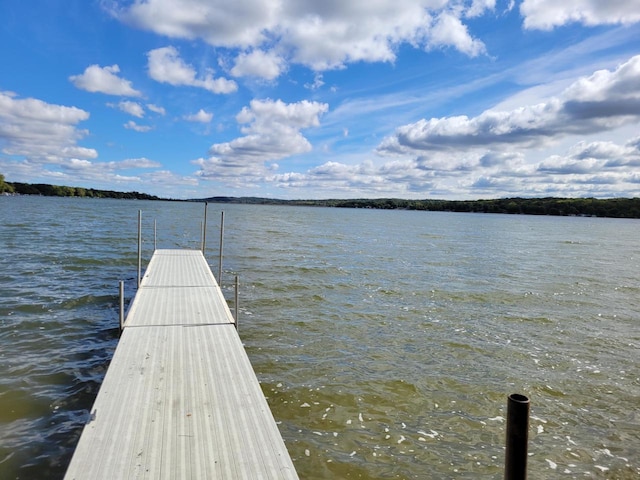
[2,180,639,218]
[198,196,640,219]
[2,181,167,201]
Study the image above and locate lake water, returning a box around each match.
[0,196,638,479]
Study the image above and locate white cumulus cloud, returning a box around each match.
[466,0,496,18]
[110,0,493,73]
[521,0,640,30]
[197,99,328,180]
[0,91,95,163]
[429,11,486,56]
[147,46,237,93]
[115,100,146,118]
[69,64,142,96]
[184,109,213,123]
[118,0,278,47]
[231,50,286,80]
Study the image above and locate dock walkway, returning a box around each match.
[65,249,299,479]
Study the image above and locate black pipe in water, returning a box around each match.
[504,393,530,480]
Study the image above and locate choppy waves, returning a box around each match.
[1,198,639,479]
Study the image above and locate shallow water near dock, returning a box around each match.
[1,196,639,479]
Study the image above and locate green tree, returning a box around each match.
[0,174,15,194]
[506,201,519,214]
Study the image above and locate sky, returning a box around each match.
[1,1,640,200]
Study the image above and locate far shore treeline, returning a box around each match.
[1,175,639,219]
[202,196,640,218]
[1,176,163,201]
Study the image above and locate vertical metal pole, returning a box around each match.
[234,275,239,331]
[137,210,142,288]
[154,219,157,251]
[218,211,224,285]
[202,202,208,254]
[119,280,124,331]
[505,393,530,480]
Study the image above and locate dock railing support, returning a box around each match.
[504,393,530,480]
[154,219,157,251]
[218,211,224,285]
[119,280,125,332]
[202,202,208,254]
[137,210,142,288]
[234,275,239,331]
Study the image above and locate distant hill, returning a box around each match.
[200,196,640,219]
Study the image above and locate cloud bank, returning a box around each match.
[109,0,640,80]
[0,91,162,185]
[202,55,640,199]
[112,0,493,77]
[377,55,640,155]
[0,91,94,163]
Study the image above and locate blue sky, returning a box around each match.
[1,1,639,200]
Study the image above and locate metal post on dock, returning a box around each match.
[234,275,239,331]
[119,280,124,331]
[202,202,208,254]
[504,393,530,480]
[218,211,224,285]
[137,210,142,288]
[154,219,157,251]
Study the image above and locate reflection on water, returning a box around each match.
[1,197,639,479]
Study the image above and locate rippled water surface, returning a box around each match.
[1,196,639,479]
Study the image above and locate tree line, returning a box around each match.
[1,177,162,201]
[204,196,640,218]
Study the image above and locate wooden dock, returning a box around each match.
[65,249,299,479]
